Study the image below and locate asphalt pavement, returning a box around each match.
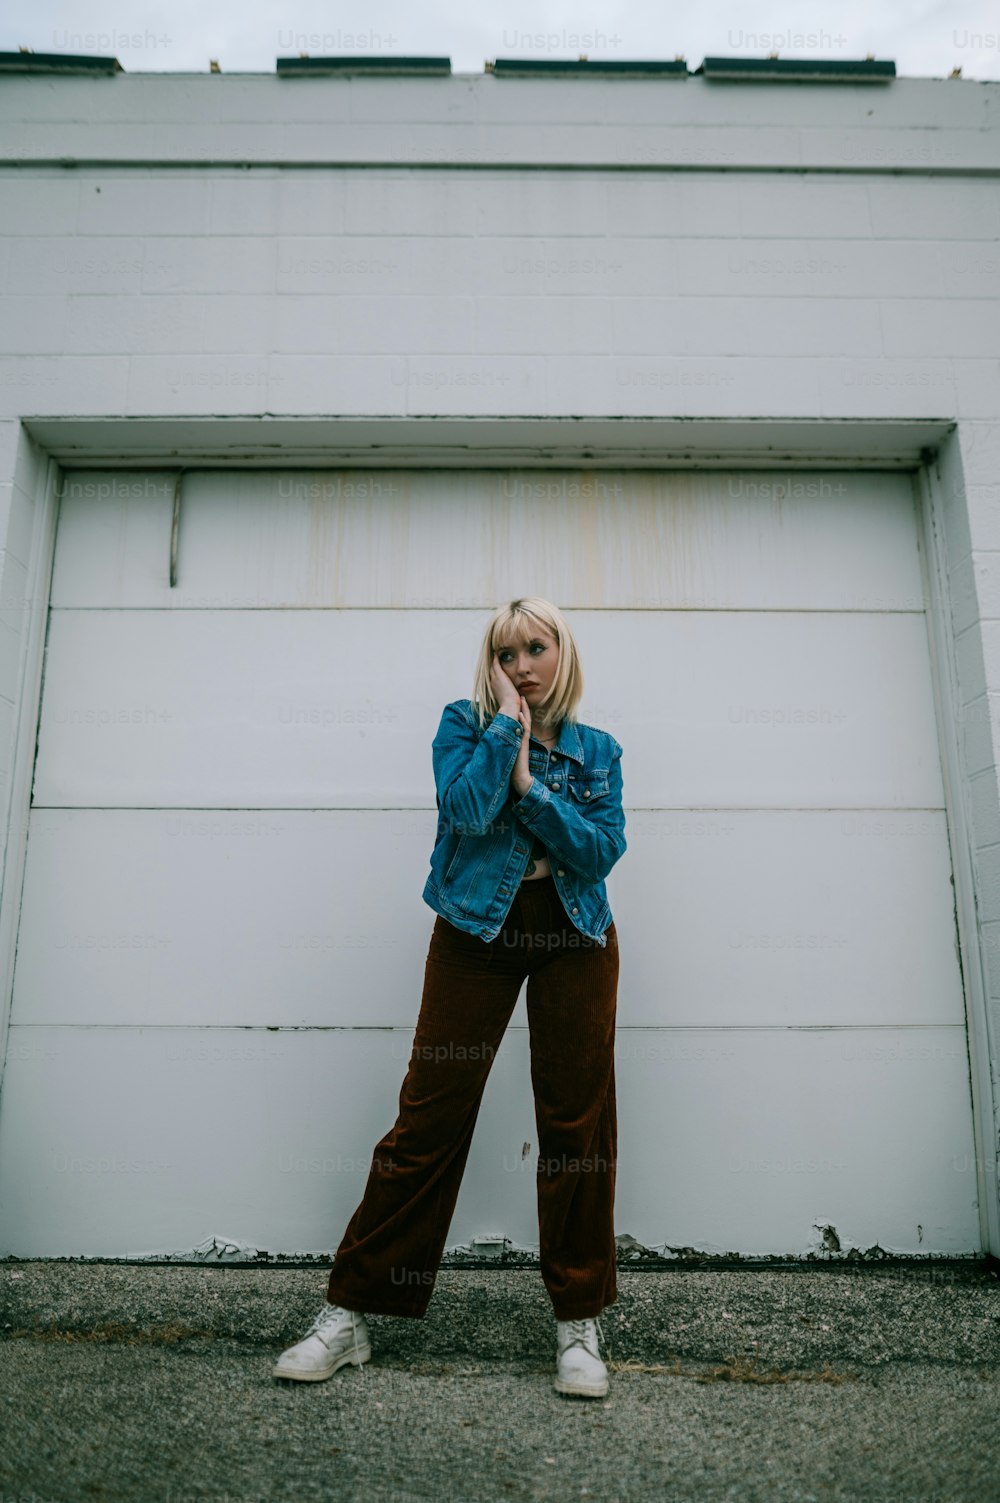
[2,1257,999,1503]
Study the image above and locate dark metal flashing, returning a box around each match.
[699,56,896,82]
[276,55,451,77]
[489,58,689,78]
[0,50,123,74]
[0,52,898,83]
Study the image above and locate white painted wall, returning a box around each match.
[0,68,999,1250]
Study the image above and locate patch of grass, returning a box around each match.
[609,1354,856,1384]
[5,1320,216,1344]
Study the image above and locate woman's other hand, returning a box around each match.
[511,692,533,798]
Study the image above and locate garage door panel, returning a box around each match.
[630,809,964,1027]
[13,808,961,1030]
[34,607,439,808]
[618,611,944,809]
[0,1025,549,1260]
[51,468,925,611]
[0,1024,977,1258]
[5,461,975,1258]
[13,808,437,1028]
[34,610,943,809]
[614,1024,979,1255]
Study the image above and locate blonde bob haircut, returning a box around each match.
[470,597,584,731]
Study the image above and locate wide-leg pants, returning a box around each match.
[325,874,619,1321]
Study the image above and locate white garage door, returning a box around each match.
[0,467,980,1259]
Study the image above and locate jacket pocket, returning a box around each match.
[568,771,611,803]
[441,835,467,886]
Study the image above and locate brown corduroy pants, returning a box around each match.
[325,873,619,1321]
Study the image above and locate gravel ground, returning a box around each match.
[2,1260,999,1503]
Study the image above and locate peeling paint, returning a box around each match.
[131,1235,266,1264]
[2,1240,993,1276]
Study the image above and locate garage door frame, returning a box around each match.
[0,413,995,1256]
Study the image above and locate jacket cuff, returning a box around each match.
[511,775,549,821]
[488,712,523,748]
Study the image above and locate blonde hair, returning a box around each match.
[470,598,584,730]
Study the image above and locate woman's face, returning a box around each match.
[495,620,560,712]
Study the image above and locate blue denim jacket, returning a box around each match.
[422,698,626,947]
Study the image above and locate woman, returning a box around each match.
[272,597,627,1398]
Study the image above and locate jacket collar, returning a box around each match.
[533,717,584,766]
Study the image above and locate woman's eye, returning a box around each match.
[497,643,543,662]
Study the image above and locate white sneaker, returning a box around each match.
[272,1302,372,1383]
[554,1316,609,1398]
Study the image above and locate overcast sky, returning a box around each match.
[2,0,999,81]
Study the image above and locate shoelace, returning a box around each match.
[305,1304,369,1381]
[560,1315,606,1354]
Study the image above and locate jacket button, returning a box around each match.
[583,789,591,799]
[557,869,565,877]
[550,779,560,789]
[571,907,579,915]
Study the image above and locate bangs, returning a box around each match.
[493,610,546,651]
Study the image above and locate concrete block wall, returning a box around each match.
[1,68,1000,1205]
[946,421,1000,1113]
[0,425,49,878]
